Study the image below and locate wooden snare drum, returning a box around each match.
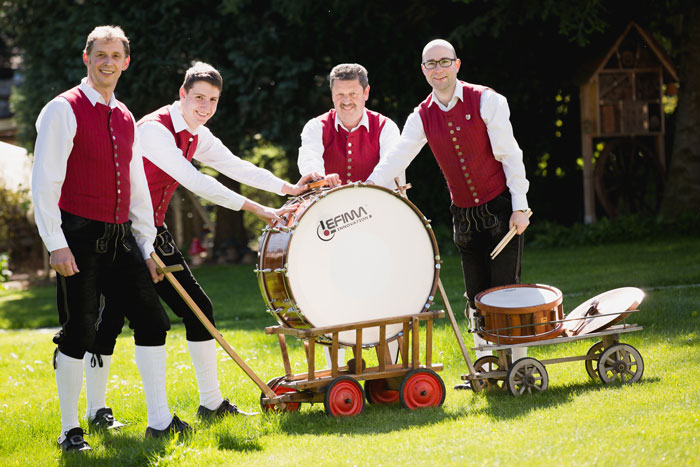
[256,184,440,346]
[475,284,564,344]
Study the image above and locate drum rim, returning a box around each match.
[475,283,563,315]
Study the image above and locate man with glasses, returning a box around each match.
[367,39,531,385]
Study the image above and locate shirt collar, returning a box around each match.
[428,80,464,111]
[79,77,118,108]
[334,108,369,133]
[171,101,200,135]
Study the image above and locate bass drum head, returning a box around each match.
[287,185,438,345]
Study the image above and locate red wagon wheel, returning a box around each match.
[324,376,365,417]
[364,378,399,404]
[399,369,446,410]
[260,376,301,412]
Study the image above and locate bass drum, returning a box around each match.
[257,184,440,346]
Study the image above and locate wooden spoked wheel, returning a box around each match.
[597,344,644,384]
[594,138,664,218]
[259,376,300,412]
[324,376,365,417]
[506,357,549,396]
[399,369,446,410]
[585,341,606,380]
[364,378,399,404]
[471,356,506,392]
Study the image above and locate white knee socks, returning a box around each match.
[55,351,83,442]
[84,353,111,420]
[187,339,222,410]
[134,344,171,430]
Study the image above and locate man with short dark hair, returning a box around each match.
[367,39,531,383]
[85,61,320,427]
[32,25,179,452]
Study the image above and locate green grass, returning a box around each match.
[1,237,699,466]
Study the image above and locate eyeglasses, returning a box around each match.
[422,58,457,69]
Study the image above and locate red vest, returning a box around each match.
[139,106,199,226]
[58,86,134,223]
[320,109,385,184]
[418,82,507,208]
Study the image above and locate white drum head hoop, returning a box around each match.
[286,186,437,345]
[480,286,560,309]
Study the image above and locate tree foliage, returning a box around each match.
[1,0,695,254]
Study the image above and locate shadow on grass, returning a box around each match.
[469,375,662,421]
[58,432,178,467]
[215,432,264,452]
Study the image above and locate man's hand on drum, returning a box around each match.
[510,210,530,235]
[282,172,341,196]
[243,199,297,226]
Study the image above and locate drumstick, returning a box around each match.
[490,209,532,260]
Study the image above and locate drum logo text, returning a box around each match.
[317,206,371,241]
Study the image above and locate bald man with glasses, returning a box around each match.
[367,39,531,386]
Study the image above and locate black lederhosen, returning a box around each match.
[53,211,170,359]
[450,191,523,309]
[90,225,215,355]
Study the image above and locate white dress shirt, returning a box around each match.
[32,78,157,258]
[139,102,287,212]
[297,108,406,189]
[368,81,529,210]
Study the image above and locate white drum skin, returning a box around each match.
[257,184,440,345]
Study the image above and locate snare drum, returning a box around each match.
[475,284,564,344]
[256,184,440,346]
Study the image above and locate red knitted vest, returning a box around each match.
[320,109,385,184]
[138,106,199,226]
[58,86,134,223]
[418,82,507,208]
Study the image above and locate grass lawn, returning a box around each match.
[0,236,699,466]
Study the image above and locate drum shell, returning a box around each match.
[475,284,564,344]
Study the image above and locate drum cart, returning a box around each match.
[461,311,645,396]
[261,310,448,416]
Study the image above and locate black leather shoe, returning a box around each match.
[144,415,192,439]
[453,381,472,390]
[88,407,125,431]
[58,427,92,452]
[197,398,256,419]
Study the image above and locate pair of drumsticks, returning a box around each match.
[490,209,533,260]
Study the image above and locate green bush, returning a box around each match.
[527,214,700,248]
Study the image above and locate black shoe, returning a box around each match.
[144,415,192,439]
[453,381,472,390]
[58,427,92,452]
[197,398,256,419]
[88,407,125,431]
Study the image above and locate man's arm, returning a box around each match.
[376,117,405,188]
[297,118,326,177]
[367,108,427,187]
[32,98,79,276]
[481,90,530,233]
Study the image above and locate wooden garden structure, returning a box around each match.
[579,22,678,222]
